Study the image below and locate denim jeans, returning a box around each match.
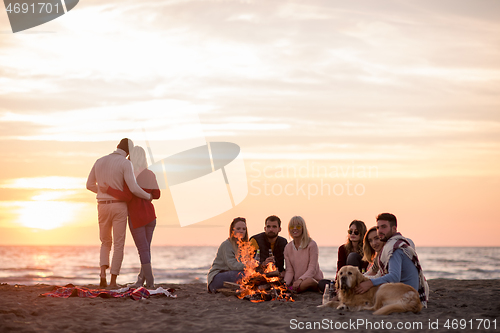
[346,252,363,270]
[129,219,156,264]
[208,270,244,293]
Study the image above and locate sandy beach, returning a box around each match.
[0,279,499,333]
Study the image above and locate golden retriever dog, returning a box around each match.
[320,265,422,315]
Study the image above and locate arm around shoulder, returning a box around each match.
[123,161,151,200]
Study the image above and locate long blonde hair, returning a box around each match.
[288,216,311,249]
[129,146,148,175]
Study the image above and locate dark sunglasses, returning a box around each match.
[348,229,360,235]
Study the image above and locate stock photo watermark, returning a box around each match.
[289,318,498,331]
[128,112,248,227]
[4,0,79,33]
[249,161,379,200]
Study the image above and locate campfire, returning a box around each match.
[219,239,294,303]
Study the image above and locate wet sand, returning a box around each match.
[0,279,499,332]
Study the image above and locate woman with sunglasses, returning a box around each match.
[337,220,369,273]
[207,217,248,293]
[284,216,323,293]
[318,220,369,293]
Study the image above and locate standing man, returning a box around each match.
[250,215,288,275]
[356,213,429,307]
[86,138,152,289]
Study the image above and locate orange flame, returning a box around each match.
[235,239,293,302]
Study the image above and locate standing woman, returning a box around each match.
[284,216,323,293]
[100,146,160,289]
[337,220,368,273]
[207,217,248,293]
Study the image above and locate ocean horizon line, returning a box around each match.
[1,246,498,284]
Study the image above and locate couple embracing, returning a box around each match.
[86,138,160,289]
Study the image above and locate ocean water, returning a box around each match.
[0,246,498,286]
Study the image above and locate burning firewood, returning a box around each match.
[244,292,273,302]
[246,274,267,286]
[257,284,270,291]
[229,239,294,302]
[264,270,280,278]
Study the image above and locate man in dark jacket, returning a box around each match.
[250,215,288,276]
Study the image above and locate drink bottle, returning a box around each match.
[322,284,330,304]
[268,249,274,262]
[329,280,335,299]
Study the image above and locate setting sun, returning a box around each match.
[12,200,85,230]
[0,176,91,230]
[0,176,86,190]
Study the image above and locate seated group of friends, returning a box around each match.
[207,213,429,307]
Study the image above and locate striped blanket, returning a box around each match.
[378,233,429,308]
[40,284,176,301]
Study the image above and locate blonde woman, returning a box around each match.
[284,216,323,293]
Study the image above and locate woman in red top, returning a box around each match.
[100,146,160,289]
[319,220,369,294]
[337,220,368,273]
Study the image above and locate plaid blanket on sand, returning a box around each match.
[40,284,176,301]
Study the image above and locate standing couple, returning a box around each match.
[86,138,160,289]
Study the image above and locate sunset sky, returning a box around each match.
[1,0,499,247]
